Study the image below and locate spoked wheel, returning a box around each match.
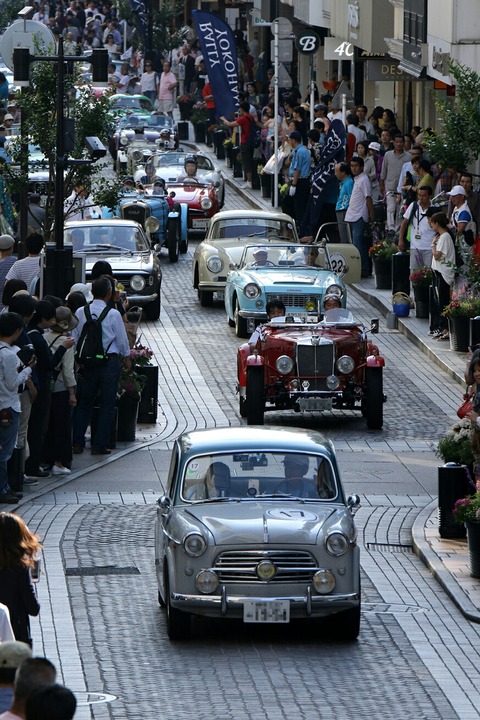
[364,367,383,429]
[165,572,191,640]
[234,297,248,338]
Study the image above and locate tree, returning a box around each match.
[117,0,184,58]
[0,0,24,33]
[426,60,480,172]
[6,44,120,240]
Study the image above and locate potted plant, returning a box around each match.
[116,368,146,441]
[190,103,208,143]
[223,137,233,168]
[442,295,480,352]
[436,419,475,538]
[129,343,158,424]
[177,94,194,121]
[369,237,396,289]
[453,491,480,577]
[409,266,432,319]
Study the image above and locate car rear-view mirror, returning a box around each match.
[370,318,379,334]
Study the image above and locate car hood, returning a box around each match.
[78,253,152,272]
[242,269,332,286]
[184,501,338,545]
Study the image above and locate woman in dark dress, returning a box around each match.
[0,512,41,646]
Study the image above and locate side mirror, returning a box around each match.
[370,318,379,334]
[157,495,171,512]
[347,494,361,513]
[229,262,237,271]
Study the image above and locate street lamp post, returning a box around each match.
[13,43,108,298]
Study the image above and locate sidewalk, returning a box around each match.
[189,131,480,622]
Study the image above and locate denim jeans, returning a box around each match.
[350,218,369,275]
[73,358,121,451]
[0,409,19,494]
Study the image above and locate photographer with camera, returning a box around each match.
[0,312,35,504]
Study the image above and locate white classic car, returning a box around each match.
[155,426,361,641]
[192,210,298,307]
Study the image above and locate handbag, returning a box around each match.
[262,149,286,175]
[457,393,474,419]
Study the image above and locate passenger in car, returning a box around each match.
[248,299,286,349]
[276,454,317,498]
[205,462,231,498]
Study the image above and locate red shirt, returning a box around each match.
[202,83,215,110]
[237,113,255,145]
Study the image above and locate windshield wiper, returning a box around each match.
[83,244,132,254]
[259,493,305,501]
[189,497,241,503]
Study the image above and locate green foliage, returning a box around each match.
[453,491,480,524]
[117,0,184,55]
[0,0,24,33]
[426,60,480,171]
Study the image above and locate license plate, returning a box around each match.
[243,600,290,623]
[192,219,209,230]
[216,291,224,301]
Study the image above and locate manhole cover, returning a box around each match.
[363,603,427,615]
[75,691,117,706]
[366,542,414,554]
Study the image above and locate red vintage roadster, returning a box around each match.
[237,308,386,429]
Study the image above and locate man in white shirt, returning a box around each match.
[380,134,411,231]
[449,184,477,264]
[345,156,374,278]
[398,186,436,270]
[115,64,131,94]
[5,233,43,294]
[72,276,131,456]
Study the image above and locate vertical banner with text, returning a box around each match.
[192,10,239,120]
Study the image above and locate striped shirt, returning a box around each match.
[5,256,41,291]
[0,255,17,311]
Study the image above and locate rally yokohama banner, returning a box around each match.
[192,10,239,120]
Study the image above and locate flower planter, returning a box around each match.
[137,365,158,424]
[413,285,430,319]
[232,147,243,178]
[373,258,392,290]
[438,463,471,538]
[214,130,226,160]
[193,122,206,144]
[466,521,480,578]
[117,396,139,442]
[470,317,480,347]
[448,316,470,353]
[177,121,189,141]
[260,174,271,198]
[225,146,233,168]
[178,102,193,121]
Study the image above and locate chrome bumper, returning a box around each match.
[172,588,359,617]
[127,293,158,305]
[238,310,267,320]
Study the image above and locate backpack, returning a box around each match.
[74,304,112,367]
[447,228,464,269]
[245,116,261,149]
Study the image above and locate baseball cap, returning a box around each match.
[447,185,467,197]
[0,234,15,249]
[253,246,268,256]
[124,176,135,185]
[67,282,93,302]
[288,130,302,142]
[3,114,14,121]
[314,103,327,112]
[368,142,381,152]
[0,641,32,670]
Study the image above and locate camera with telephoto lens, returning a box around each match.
[17,344,35,367]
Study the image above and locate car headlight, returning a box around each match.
[326,532,349,556]
[313,569,336,594]
[201,197,213,210]
[130,275,146,291]
[326,375,340,390]
[244,283,261,299]
[206,255,223,274]
[325,284,343,297]
[145,216,160,233]
[120,135,128,146]
[195,569,219,594]
[183,533,207,557]
[305,299,316,312]
[275,355,294,375]
[337,355,355,374]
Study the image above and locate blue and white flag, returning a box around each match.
[192,10,239,119]
[129,0,147,40]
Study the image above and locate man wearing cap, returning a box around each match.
[447,172,480,233]
[246,247,270,268]
[1,116,14,138]
[0,236,16,313]
[448,184,476,263]
[276,454,317,498]
[122,177,136,192]
[313,104,330,132]
[0,656,56,719]
[288,131,312,226]
[221,102,257,190]
[0,641,32,713]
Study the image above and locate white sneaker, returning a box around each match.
[51,466,71,475]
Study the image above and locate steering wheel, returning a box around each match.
[252,260,276,267]
[183,178,200,184]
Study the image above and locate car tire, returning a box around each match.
[167,217,180,263]
[198,289,214,307]
[144,294,161,321]
[365,367,383,429]
[165,572,191,640]
[158,589,166,608]
[246,367,265,425]
[234,297,248,338]
[325,604,361,641]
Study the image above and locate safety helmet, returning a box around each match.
[184,153,198,169]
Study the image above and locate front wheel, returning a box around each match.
[198,289,213,307]
[144,294,161,321]
[246,367,265,425]
[167,217,180,263]
[165,572,191,640]
[234,297,248,338]
[365,367,383,429]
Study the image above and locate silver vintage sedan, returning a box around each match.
[155,426,361,640]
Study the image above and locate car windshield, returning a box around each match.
[322,308,355,324]
[212,218,295,240]
[154,153,213,171]
[240,244,321,269]
[65,225,149,252]
[111,96,153,111]
[181,452,338,502]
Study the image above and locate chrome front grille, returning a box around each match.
[121,204,147,226]
[296,343,334,391]
[214,550,317,583]
[266,293,316,310]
